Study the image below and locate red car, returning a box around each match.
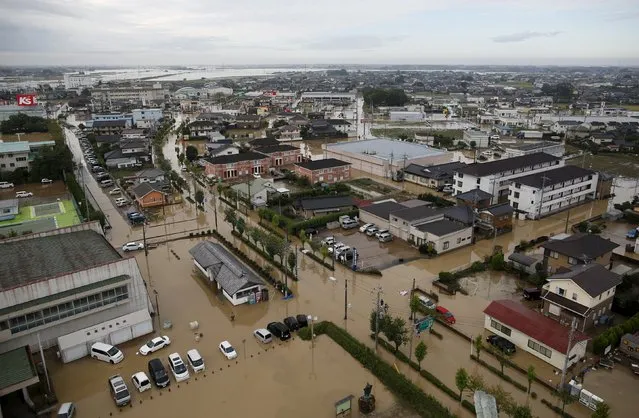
[436,306,456,324]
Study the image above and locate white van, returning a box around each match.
[186,349,205,372]
[90,342,124,364]
[100,179,114,188]
[417,295,436,310]
[253,328,273,344]
[57,402,75,418]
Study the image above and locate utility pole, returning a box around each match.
[375,287,383,351]
[410,278,416,320]
[560,317,577,389]
[344,278,348,320]
[142,221,148,257]
[538,175,550,219]
[564,209,571,234]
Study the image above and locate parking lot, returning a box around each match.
[316,224,418,270]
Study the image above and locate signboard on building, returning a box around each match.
[16,94,38,107]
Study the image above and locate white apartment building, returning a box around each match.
[63,73,94,90]
[453,153,563,205]
[503,141,565,158]
[508,166,598,219]
[91,86,167,103]
[132,108,163,128]
[0,140,56,172]
[462,130,489,148]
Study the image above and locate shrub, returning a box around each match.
[541,399,576,418]
[592,312,639,354]
[470,354,527,392]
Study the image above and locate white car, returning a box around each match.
[15,191,33,198]
[219,341,237,360]
[131,372,152,393]
[334,245,350,258]
[138,336,171,355]
[167,353,190,382]
[328,242,345,254]
[41,178,53,184]
[0,181,14,189]
[186,349,205,373]
[109,188,122,195]
[122,242,144,252]
[359,223,374,233]
[321,236,335,247]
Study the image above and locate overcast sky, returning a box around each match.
[2,0,639,66]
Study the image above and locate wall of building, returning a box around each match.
[295,165,351,184]
[409,225,473,253]
[0,150,29,172]
[544,251,612,273]
[204,158,272,179]
[358,210,391,230]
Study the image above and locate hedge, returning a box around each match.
[290,209,359,235]
[469,355,527,392]
[592,312,639,354]
[258,221,286,240]
[66,173,105,226]
[230,230,297,281]
[540,399,576,418]
[211,231,292,296]
[299,322,456,418]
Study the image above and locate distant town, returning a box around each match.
[0,65,638,418]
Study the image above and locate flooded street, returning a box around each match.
[51,123,623,417]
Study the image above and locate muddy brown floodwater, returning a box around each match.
[54,126,624,418]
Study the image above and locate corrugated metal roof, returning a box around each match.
[0,346,38,392]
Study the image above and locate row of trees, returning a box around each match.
[0,114,49,134]
[362,88,409,107]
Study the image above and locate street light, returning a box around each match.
[307,315,318,348]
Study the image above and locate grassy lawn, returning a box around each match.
[58,200,81,227]
[0,206,32,227]
[348,178,395,194]
[567,153,639,177]
[0,132,53,142]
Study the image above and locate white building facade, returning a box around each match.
[64,73,95,90]
[132,108,163,128]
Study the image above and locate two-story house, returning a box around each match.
[293,158,351,184]
[231,178,277,208]
[136,168,165,184]
[403,161,466,188]
[541,233,619,273]
[188,120,220,138]
[92,119,130,135]
[541,264,622,331]
[389,206,444,241]
[234,115,262,129]
[202,152,271,179]
[254,144,301,167]
[278,125,302,140]
[478,203,514,233]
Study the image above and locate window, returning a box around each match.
[490,319,512,336]
[550,251,559,259]
[568,257,577,265]
[457,237,462,244]
[457,181,463,187]
[476,178,480,184]
[557,287,566,296]
[514,192,520,198]
[15,157,27,162]
[443,241,449,250]
[528,340,552,358]
[572,293,578,301]
[515,183,521,188]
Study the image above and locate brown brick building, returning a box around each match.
[254,144,302,167]
[293,158,351,184]
[203,152,271,179]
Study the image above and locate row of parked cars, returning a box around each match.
[358,223,393,242]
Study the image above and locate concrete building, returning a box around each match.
[0,105,46,122]
[409,220,473,254]
[189,241,267,306]
[359,201,406,230]
[0,222,153,361]
[294,158,351,184]
[91,86,167,104]
[325,138,452,179]
[203,152,271,179]
[300,92,356,103]
[462,130,490,148]
[541,233,618,273]
[484,300,590,370]
[92,119,131,135]
[132,108,163,128]
[403,162,466,188]
[0,141,56,173]
[453,153,563,205]
[389,206,444,241]
[541,264,622,331]
[63,73,94,90]
[508,166,598,219]
[503,141,565,158]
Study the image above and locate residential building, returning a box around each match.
[131,182,167,208]
[121,129,146,140]
[63,73,94,90]
[463,130,490,148]
[231,178,277,207]
[541,233,619,273]
[91,86,167,104]
[132,108,162,128]
[325,139,452,178]
[254,144,302,167]
[92,113,128,122]
[188,120,220,138]
[234,115,262,129]
[508,253,542,275]
[483,300,590,369]
[0,105,46,122]
[95,135,121,146]
[409,219,473,254]
[0,141,56,173]
[120,140,149,156]
[92,120,130,135]
[104,149,138,169]
[389,206,444,241]
[359,201,406,230]
[390,111,425,122]
[278,125,302,140]
[300,92,356,103]
[293,158,351,184]
[202,152,271,179]
[503,142,565,158]
[0,199,19,221]
[189,241,267,306]
[0,222,153,360]
[455,189,493,209]
[552,120,581,134]
[297,196,355,218]
[325,119,353,134]
[453,153,564,205]
[508,166,598,219]
[478,204,514,232]
[443,205,476,226]
[135,168,165,184]
[541,264,622,331]
[207,144,240,158]
[403,162,466,188]
[310,120,342,138]
[595,172,614,199]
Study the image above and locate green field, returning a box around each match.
[0,199,81,231]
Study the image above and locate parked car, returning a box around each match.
[90,342,124,364]
[16,191,33,198]
[417,295,436,311]
[523,288,541,301]
[341,219,359,229]
[167,353,190,382]
[122,242,144,252]
[219,341,237,360]
[186,349,205,373]
[100,179,114,188]
[253,328,273,344]
[108,375,131,407]
[283,316,300,332]
[41,178,53,184]
[365,226,379,236]
[147,358,170,388]
[374,229,389,238]
[109,188,122,195]
[56,402,75,418]
[441,185,454,194]
[328,242,345,254]
[435,306,456,324]
[115,198,129,207]
[0,182,14,189]
[334,245,351,258]
[131,372,152,393]
[339,250,354,263]
[139,336,171,355]
[378,232,393,243]
[296,314,309,328]
[321,236,335,247]
[359,223,375,233]
[266,322,291,341]
[627,228,639,239]
[486,335,516,354]
[96,172,110,181]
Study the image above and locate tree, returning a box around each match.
[298,229,307,250]
[287,252,296,273]
[511,404,533,418]
[250,227,264,249]
[467,372,485,392]
[271,214,280,229]
[383,316,409,353]
[194,190,204,208]
[320,245,329,264]
[490,252,506,271]
[592,402,611,418]
[185,145,198,162]
[495,348,512,375]
[554,388,576,415]
[409,295,420,320]
[236,217,246,237]
[309,240,320,255]
[526,365,536,396]
[474,335,484,361]
[224,208,237,231]
[414,341,427,370]
[488,384,515,415]
[455,368,469,404]
[177,152,185,166]
[265,235,283,260]
[370,310,389,336]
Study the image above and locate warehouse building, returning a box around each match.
[0,222,153,363]
[324,138,452,179]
